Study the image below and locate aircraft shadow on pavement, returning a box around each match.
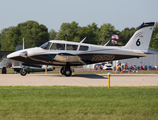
[36,74,108,79]
[71,74,107,79]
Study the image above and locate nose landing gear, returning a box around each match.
[20,68,27,76]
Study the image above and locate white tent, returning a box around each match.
[116,49,158,67]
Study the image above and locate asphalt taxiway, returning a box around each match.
[0,74,158,86]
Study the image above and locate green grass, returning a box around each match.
[0,86,158,120]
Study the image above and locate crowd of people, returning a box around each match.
[115,62,158,74]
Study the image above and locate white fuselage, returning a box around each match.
[7,40,146,66]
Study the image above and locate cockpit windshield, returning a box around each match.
[40,42,52,49]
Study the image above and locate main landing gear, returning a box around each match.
[60,66,72,77]
[1,67,7,74]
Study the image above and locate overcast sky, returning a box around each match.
[0,0,158,32]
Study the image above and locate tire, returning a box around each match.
[60,67,65,75]
[64,68,72,77]
[20,68,27,76]
[2,67,7,74]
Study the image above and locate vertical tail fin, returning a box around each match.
[0,59,8,68]
[123,22,155,52]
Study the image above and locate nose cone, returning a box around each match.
[7,47,41,60]
[7,52,18,59]
[7,50,27,59]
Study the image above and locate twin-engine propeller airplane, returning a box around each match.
[7,22,155,76]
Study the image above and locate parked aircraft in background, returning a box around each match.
[7,22,155,76]
[0,58,54,75]
[0,59,8,74]
[12,65,54,76]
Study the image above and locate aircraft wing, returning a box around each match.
[54,53,86,65]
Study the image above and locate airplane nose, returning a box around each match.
[19,51,28,58]
[7,52,16,59]
[7,54,11,59]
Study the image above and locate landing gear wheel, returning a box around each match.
[20,68,27,76]
[60,67,65,75]
[64,67,72,77]
[2,67,7,74]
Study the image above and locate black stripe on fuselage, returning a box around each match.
[9,56,47,65]
[78,54,143,64]
[9,53,143,66]
[30,54,56,61]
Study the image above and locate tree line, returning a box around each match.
[0,20,158,51]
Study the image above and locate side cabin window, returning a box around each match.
[50,43,65,50]
[40,42,52,50]
[79,45,89,51]
[66,44,78,51]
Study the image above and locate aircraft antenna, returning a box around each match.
[80,37,86,43]
[104,40,110,46]
[23,37,25,50]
